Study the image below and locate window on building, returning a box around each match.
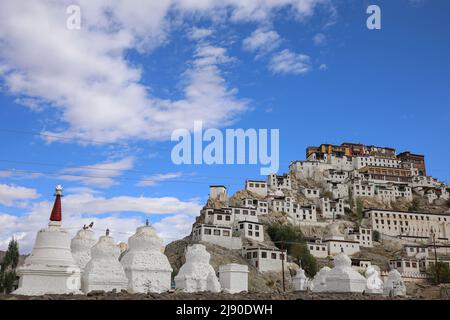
[204,229,211,235]
[223,230,230,237]
[261,252,267,258]
[271,253,277,259]
[213,230,221,236]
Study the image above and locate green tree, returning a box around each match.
[355,197,364,222]
[348,187,354,210]
[427,262,450,284]
[0,238,20,294]
[267,224,318,277]
[372,230,381,242]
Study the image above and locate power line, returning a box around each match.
[0,159,259,181]
[0,128,171,152]
[0,168,244,187]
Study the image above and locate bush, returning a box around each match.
[267,224,318,277]
[373,230,381,242]
[427,262,450,284]
[408,197,422,212]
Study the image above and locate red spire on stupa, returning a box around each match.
[50,185,63,222]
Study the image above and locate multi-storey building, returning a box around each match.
[209,185,228,201]
[397,152,426,176]
[346,227,373,247]
[192,224,242,250]
[306,239,328,258]
[234,221,264,242]
[375,183,413,203]
[300,187,320,199]
[241,198,269,215]
[242,246,288,272]
[245,180,268,197]
[319,197,345,219]
[364,209,450,243]
[289,205,317,225]
[267,173,291,191]
[359,165,412,184]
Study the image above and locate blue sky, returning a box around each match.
[0,0,449,252]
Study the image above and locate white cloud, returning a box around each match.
[243,28,281,54]
[188,27,214,40]
[0,189,201,253]
[59,157,135,188]
[319,63,328,71]
[153,214,194,243]
[0,0,331,144]
[269,49,312,75]
[137,172,184,187]
[0,184,40,206]
[313,33,326,46]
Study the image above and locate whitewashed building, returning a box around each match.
[203,208,235,226]
[307,239,328,258]
[323,236,360,256]
[192,224,242,250]
[209,185,228,202]
[267,173,292,191]
[346,227,373,247]
[230,206,259,223]
[319,198,345,220]
[243,246,287,273]
[241,198,269,215]
[289,205,317,225]
[234,221,264,242]
[245,180,268,197]
[364,209,450,243]
[351,181,375,197]
[300,187,320,199]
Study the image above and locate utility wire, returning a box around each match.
[0,168,244,187]
[0,128,171,152]
[0,159,261,181]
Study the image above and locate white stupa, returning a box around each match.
[365,266,383,294]
[310,266,331,292]
[120,220,173,293]
[292,268,309,291]
[175,244,221,293]
[325,253,366,293]
[71,226,96,273]
[383,269,406,297]
[14,185,82,295]
[82,230,128,293]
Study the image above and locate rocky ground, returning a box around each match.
[2,284,450,300]
[0,291,412,300]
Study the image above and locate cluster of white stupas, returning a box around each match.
[13,186,249,296]
[292,253,406,297]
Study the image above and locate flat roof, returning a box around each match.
[323,239,359,244]
[194,224,232,230]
